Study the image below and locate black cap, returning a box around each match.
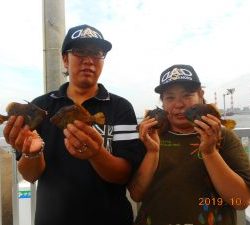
[61,24,112,54]
[154,64,201,94]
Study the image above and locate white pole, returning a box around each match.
[12,151,19,225]
[42,0,66,93]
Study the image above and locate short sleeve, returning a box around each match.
[220,128,250,187]
[110,98,146,175]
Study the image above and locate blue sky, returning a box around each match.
[0,0,250,116]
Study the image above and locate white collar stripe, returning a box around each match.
[113,133,139,141]
[114,125,137,132]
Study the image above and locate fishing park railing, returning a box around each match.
[0,128,250,225]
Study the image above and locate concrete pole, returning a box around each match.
[0,150,13,225]
[42,0,67,93]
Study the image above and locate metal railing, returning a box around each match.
[0,128,250,225]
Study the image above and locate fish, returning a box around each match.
[137,107,169,132]
[0,101,47,130]
[184,103,236,129]
[144,107,168,129]
[50,104,105,129]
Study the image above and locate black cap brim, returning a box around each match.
[155,80,201,94]
[62,38,112,54]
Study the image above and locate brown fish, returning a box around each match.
[50,104,105,129]
[145,107,168,129]
[0,101,47,130]
[137,107,169,132]
[184,103,236,129]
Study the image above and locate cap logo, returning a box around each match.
[71,28,102,40]
[161,68,193,84]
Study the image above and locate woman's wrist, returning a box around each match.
[201,148,218,158]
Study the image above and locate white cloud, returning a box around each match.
[0,0,249,117]
[90,0,250,115]
[0,0,43,114]
[0,0,43,69]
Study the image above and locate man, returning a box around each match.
[4,24,145,225]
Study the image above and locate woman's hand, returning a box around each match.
[193,114,222,155]
[63,120,104,159]
[138,117,160,152]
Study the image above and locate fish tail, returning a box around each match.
[221,119,236,129]
[6,102,16,112]
[0,115,8,124]
[93,112,105,125]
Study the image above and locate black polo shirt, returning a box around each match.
[28,82,145,225]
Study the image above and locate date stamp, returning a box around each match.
[199,197,243,206]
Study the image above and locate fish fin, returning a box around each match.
[208,103,221,117]
[26,115,32,123]
[75,104,91,117]
[221,119,236,129]
[25,100,48,115]
[208,103,217,109]
[0,115,8,124]
[93,112,105,125]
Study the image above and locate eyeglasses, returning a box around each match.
[66,48,106,59]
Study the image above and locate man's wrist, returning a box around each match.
[22,142,45,159]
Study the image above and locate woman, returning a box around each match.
[128,64,250,225]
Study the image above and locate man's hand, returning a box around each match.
[4,115,44,155]
[63,120,104,159]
